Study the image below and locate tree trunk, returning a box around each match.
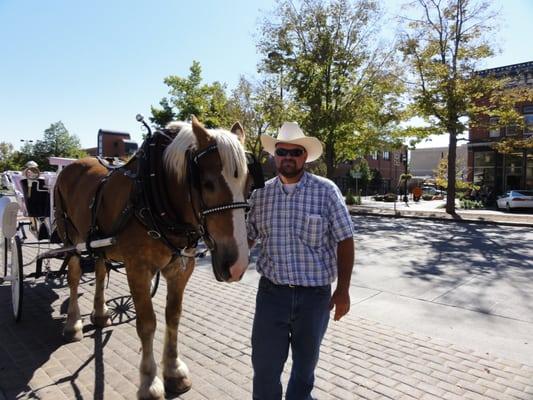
[446,131,457,214]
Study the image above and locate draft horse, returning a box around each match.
[54,117,254,399]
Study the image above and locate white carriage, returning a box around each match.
[1,155,160,322]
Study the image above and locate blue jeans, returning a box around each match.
[252,277,331,400]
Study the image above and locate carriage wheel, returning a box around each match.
[150,271,160,298]
[8,236,24,322]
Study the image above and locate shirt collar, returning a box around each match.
[276,171,309,192]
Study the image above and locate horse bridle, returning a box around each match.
[187,143,250,251]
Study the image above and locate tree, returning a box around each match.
[398,0,507,214]
[0,142,23,171]
[257,0,406,178]
[151,61,232,129]
[226,75,301,160]
[30,122,86,170]
[349,158,373,194]
[434,157,476,192]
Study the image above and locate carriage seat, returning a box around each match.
[20,178,50,218]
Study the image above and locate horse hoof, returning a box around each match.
[63,328,83,342]
[90,312,111,328]
[164,376,192,396]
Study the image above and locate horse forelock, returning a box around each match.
[212,128,248,188]
[163,122,197,182]
[163,122,247,187]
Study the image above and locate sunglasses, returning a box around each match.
[275,148,305,157]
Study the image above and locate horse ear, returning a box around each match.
[230,122,246,144]
[191,115,212,148]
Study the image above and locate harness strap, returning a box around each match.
[133,132,202,253]
[201,202,249,216]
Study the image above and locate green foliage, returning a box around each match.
[398,0,500,214]
[225,76,298,160]
[349,159,373,191]
[258,0,406,178]
[23,122,86,170]
[493,136,533,154]
[0,142,23,171]
[151,61,232,129]
[306,159,328,177]
[459,199,484,209]
[345,189,356,205]
[434,157,476,192]
[150,98,175,128]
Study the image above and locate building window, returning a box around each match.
[506,124,519,136]
[504,152,523,190]
[489,117,500,137]
[370,151,378,160]
[473,151,495,188]
[524,105,533,136]
[383,151,390,160]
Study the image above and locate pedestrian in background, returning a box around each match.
[247,122,355,400]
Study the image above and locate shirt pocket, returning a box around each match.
[301,214,327,248]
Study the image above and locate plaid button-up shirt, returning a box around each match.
[247,172,354,286]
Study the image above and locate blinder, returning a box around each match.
[245,152,265,191]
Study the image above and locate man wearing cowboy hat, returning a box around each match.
[247,122,355,400]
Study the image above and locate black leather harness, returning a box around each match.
[86,128,264,257]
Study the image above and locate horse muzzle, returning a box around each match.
[210,241,248,282]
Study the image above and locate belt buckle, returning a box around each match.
[288,284,296,288]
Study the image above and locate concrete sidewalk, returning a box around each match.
[1,241,533,399]
[348,197,533,226]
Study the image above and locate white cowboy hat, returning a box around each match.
[260,122,323,162]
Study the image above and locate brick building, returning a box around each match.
[467,61,533,195]
[332,147,408,194]
[85,130,138,158]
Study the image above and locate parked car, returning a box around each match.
[421,186,445,196]
[496,190,533,211]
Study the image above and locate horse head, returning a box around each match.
[164,117,251,282]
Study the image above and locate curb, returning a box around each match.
[348,206,533,227]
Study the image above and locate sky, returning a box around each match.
[0,0,532,152]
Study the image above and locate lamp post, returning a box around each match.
[402,150,409,204]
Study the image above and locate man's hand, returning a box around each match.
[329,289,350,321]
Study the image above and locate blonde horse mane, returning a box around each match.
[163,122,248,186]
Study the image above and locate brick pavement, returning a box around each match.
[1,251,533,399]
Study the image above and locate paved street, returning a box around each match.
[1,216,532,399]
[349,215,533,366]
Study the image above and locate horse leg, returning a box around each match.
[90,259,111,328]
[63,255,83,342]
[126,264,165,400]
[161,257,195,395]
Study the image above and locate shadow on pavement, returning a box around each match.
[0,276,118,399]
[354,215,533,320]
